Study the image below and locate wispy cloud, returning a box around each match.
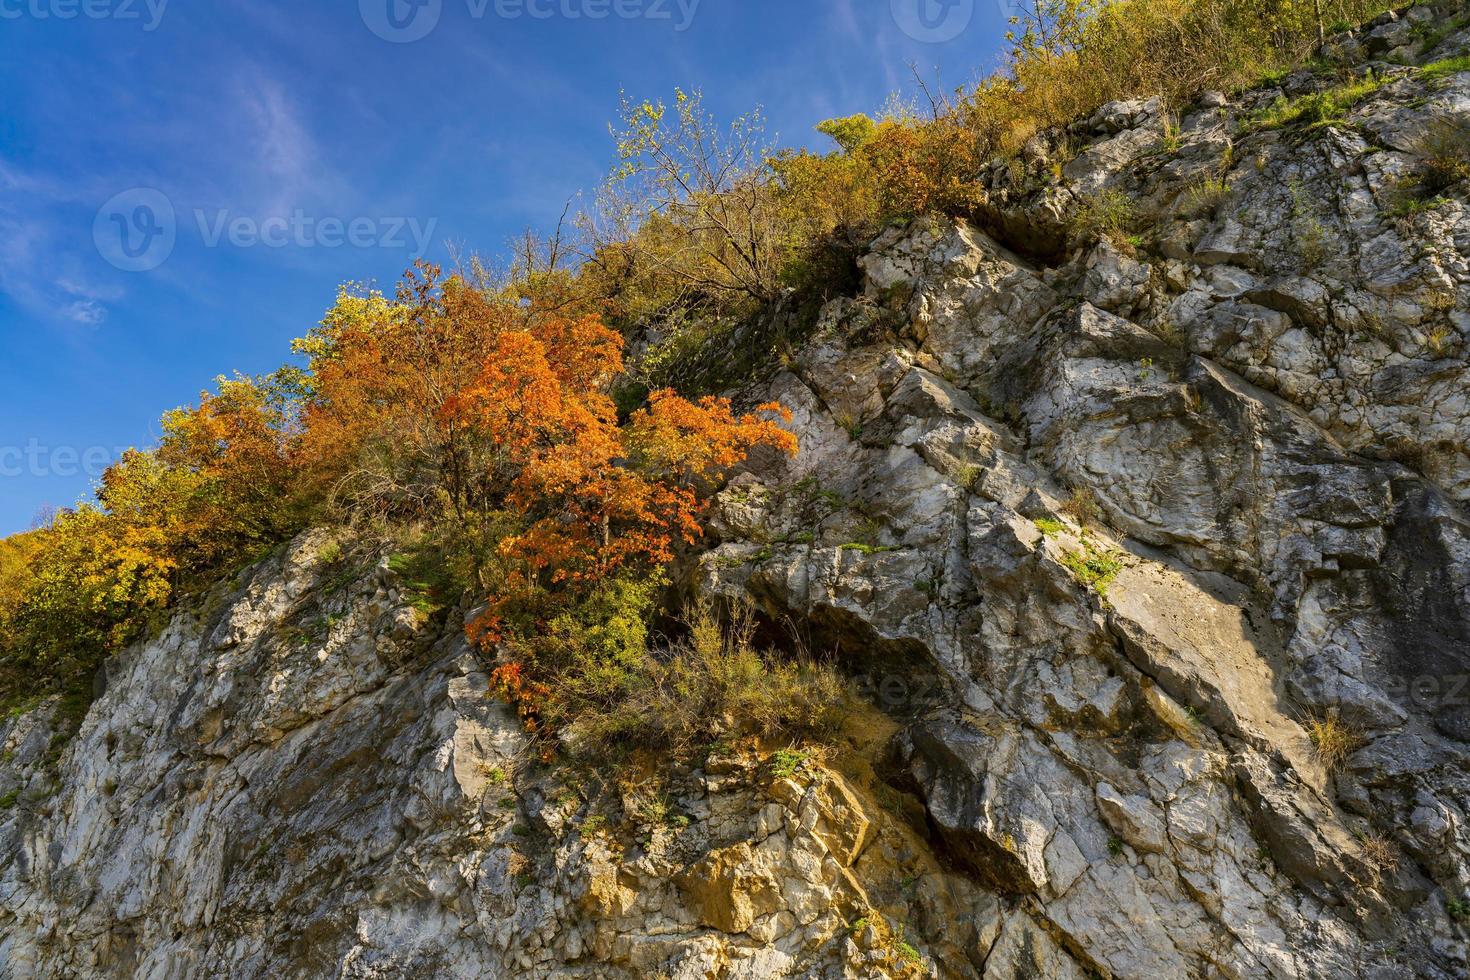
[0,160,122,328]
[831,0,862,44]
[60,299,107,326]
[0,61,348,330]
[235,72,324,216]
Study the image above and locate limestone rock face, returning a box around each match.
[693,17,1470,978]
[0,536,995,979]
[8,10,1470,978]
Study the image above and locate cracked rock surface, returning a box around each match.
[697,20,1470,976]
[0,536,1001,979]
[7,11,1470,978]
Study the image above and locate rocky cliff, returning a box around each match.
[6,9,1470,978]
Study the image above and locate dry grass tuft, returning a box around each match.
[1305,713,1365,772]
[1357,831,1399,886]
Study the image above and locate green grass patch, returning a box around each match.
[840,542,900,555]
[1248,73,1384,132]
[1180,176,1231,217]
[1059,540,1125,596]
[1,693,46,723]
[1388,194,1451,218]
[1420,55,1470,82]
[768,748,814,779]
[1071,190,1137,246]
[387,548,458,619]
[1035,518,1067,537]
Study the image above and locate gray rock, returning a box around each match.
[10,14,1470,980]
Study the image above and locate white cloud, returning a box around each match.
[832,0,862,43]
[0,190,104,327]
[232,71,329,217]
[61,299,107,326]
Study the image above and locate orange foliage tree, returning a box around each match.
[288,264,798,737]
[154,374,303,572]
[0,373,302,696]
[0,261,797,726]
[292,266,512,519]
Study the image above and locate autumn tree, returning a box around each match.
[3,503,173,685]
[0,372,304,702]
[293,264,520,520]
[1005,0,1107,61]
[0,532,43,677]
[407,292,798,739]
[584,88,785,321]
[444,320,796,648]
[155,373,304,567]
[290,265,797,714]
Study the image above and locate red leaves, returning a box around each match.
[489,662,551,733]
[443,318,796,638]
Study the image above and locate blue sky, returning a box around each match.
[0,0,1010,535]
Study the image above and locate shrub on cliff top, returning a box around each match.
[0,264,797,727]
[582,0,1394,387]
[0,372,302,700]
